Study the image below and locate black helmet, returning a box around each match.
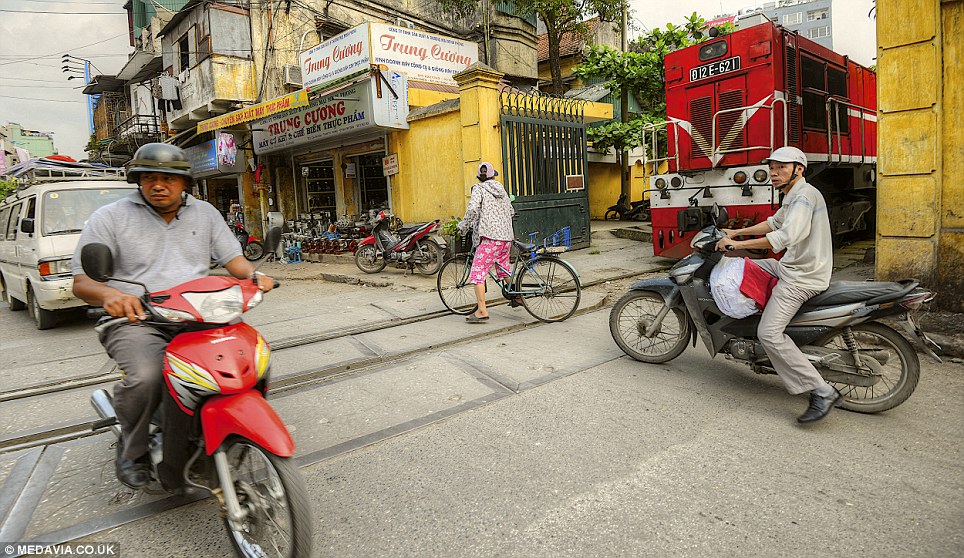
[126,143,195,185]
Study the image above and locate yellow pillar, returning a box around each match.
[876,0,963,310]
[453,62,505,197]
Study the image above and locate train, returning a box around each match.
[646,17,877,258]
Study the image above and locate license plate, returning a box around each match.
[690,56,742,82]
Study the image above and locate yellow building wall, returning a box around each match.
[587,161,654,219]
[388,109,466,224]
[876,0,963,311]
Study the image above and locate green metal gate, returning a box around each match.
[500,91,590,249]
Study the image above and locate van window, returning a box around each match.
[5,202,22,240]
[0,207,10,237]
[42,188,133,236]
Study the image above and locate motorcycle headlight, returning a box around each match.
[182,286,244,323]
[154,306,196,322]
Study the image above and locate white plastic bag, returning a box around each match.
[710,256,759,318]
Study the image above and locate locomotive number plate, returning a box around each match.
[690,56,742,82]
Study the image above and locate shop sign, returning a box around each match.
[299,23,371,89]
[21,129,53,138]
[253,72,410,155]
[370,22,477,85]
[382,153,399,176]
[185,138,246,178]
[197,89,310,134]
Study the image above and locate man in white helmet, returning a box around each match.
[715,146,839,423]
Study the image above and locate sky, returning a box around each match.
[0,1,877,161]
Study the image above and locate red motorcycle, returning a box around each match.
[82,231,312,558]
[228,216,265,261]
[354,211,443,275]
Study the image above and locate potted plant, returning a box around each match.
[440,216,461,258]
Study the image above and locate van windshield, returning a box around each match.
[43,188,134,235]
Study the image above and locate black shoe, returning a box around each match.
[115,441,151,489]
[797,389,842,424]
[508,295,524,308]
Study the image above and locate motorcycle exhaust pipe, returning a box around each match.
[91,388,122,438]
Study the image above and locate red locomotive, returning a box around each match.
[647,19,877,258]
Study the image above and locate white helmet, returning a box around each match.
[762,146,807,170]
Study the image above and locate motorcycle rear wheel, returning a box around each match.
[354,244,386,273]
[604,209,621,221]
[243,241,265,261]
[219,440,313,558]
[609,290,690,363]
[414,238,443,275]
[815,322,920,413]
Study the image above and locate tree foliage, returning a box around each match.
[573,12,733,152]
[436,0,627,94]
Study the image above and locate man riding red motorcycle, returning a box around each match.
[71,143,275,488]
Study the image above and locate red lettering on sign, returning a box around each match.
[379,34,428,61]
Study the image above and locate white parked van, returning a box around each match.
[0,179,135,329]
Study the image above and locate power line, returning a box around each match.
[0,94,84,102]
[0,76,72,83]
[0,33,127,67]
[0,84,82,88]
[12,0,123,3]
[0,8,126,14]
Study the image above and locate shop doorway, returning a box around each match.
[301,160,336,218]
[207,177,243,220]
[355,153,389,213]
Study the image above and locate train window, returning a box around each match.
[803,91,827,130]
[801,56,825,89]
[698,41,728,61]
[827,67,847,97]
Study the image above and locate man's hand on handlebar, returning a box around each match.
[102,291,147,323]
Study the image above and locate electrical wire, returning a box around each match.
[0,33,127,67]
[0,94,84,102]
[0,8,127,14]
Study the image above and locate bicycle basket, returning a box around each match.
[541,226,572,253]
[454,230,474,254]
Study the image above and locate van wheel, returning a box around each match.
[2,276,26,311]
[27,286,56,330]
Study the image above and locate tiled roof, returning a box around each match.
[537,18,600,62]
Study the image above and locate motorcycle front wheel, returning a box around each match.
[604,209,621,221]
[609,290,690,363]
[816,322,920,413]
[218,440,312,558]
[354,244,386,273]
[243,241,265,261]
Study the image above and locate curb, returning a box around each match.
[927,332,964,361]
[609,227,653,243]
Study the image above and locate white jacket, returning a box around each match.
[458,180,515,246]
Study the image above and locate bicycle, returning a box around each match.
[436,228,581,323]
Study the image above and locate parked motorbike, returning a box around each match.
[354,211,443,275]
[605,193,650,221]
[230,220,265,261]
[609,205,942,414]
[82,228,312,557]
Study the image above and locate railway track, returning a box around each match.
[0,267,663,455]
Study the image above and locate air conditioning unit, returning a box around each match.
[394,17,415,29]
[283,64,302,88]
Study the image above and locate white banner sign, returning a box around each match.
[382,153,399,176]
[370,22,478,85]
[253,72,409,155]
[299,24,371,89]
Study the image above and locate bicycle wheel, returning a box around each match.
[437,255,478,315]
[514,256,581,322]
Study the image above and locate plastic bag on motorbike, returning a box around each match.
[710,256,759,318]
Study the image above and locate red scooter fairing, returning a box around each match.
[357,236,376,246]
[201,390,296,457]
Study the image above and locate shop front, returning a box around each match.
[184,133,248,219]
[252,71,408,224]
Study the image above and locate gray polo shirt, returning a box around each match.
[71,192,242,295]
[765,179,833,292]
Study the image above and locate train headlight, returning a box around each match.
[670,176,683,188]
[753,169,769,183]
[733,171,748,184]
[655,178,667,189]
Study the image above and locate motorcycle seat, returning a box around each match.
[396,223,427,236]
[802,280,917,308]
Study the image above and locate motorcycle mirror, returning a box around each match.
[712,204,729,227]
[80,243,115,282]
[264,226,282,253]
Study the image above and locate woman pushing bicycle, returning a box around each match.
[457,162,516,323]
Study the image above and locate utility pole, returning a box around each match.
[619,6,630,199]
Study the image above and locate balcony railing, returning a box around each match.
[112,114,162,140]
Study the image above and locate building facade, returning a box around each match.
[0,123,58,164]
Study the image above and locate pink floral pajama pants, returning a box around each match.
[469,239,511,284]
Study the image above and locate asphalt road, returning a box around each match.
[1,279,962,558]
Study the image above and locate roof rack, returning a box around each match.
[2,157,126,186]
